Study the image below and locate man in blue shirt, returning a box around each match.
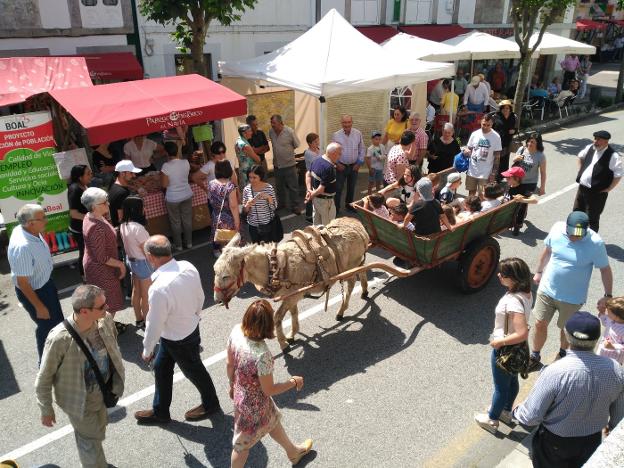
[8,204,64,362]
[305,142,340,226]
[514,312,624,467]
[528,211,612,372]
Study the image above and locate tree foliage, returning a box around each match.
[509,0,577,124]
[616,0,624,102]
[139,0,258,76]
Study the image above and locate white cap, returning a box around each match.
[115,160,142,173]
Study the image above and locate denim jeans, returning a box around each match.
[15,279,64,363]
[489,348,519,420]
[152,326,219,418]
[335,163,359,211]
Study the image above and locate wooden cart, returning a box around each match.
[352,198,521,293]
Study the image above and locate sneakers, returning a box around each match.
[526,356,544,373]
[474,412,499,434]
[487,406,514,425]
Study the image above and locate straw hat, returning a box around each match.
[498,99,513,109]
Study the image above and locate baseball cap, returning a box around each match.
[565,311,600,341]
[593,130,611,140]
[115,160,142,173]
[501,166,525,179]
[416,178,434,202]
[566,211,589,237]
[446,172,461,185]
[371,130,382,138]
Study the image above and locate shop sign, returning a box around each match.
[145,110,204,130]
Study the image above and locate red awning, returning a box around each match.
[49,74,247,145]
[0,56,92,107]
[398,25,467,42]
[576,19,607,31]
[81,53,143,81]
[356,26,398,44]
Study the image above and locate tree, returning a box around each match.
[616,1,624,103]
[510,0,577,125]
[139,0,259,77]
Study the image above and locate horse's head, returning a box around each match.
[213,234,253,308]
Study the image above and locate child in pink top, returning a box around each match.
[597,297,624,365]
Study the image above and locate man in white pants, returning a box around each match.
[305,143,341,226]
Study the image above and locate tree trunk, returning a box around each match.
[513,52,532,130]
[190,28,208,77]
[617,52,624,103]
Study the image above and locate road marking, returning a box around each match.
[537,183,577,205]
[1,277,386,461]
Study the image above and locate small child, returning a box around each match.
[597,297,624,365]
[304,133,321,221]
[364,193,390,219]
[481,183,504,212]
[366,131,387,195]
[427,173,440,198]
[389,203,414,231]
[438,172,462,204]
[403,178,452,235]
[442,205,456,227]
[456,195,482,223]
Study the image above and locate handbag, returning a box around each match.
[63,320,119,408]
[214,183,237,243]
[251,186,283,242]
[453,151,469,173]
[495,296,531,379]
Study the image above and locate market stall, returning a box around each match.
[49,74,247,236]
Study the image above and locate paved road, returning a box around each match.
[1,111,623,467]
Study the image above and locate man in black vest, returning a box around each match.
[573,130,622,232]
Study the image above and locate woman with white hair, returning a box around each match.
[81,187,127,332]
[427,122,461,176]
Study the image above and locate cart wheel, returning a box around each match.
[458,237,500,294]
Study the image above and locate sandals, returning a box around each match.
[289,439,313,465]
[114,321,129,334]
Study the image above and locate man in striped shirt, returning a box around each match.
[8,204,64,362]
[513,312,624,467]
[332,115,365,213]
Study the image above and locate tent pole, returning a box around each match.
[319,96,326,150]
[450,78,455,126]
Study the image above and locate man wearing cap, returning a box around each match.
[528,211,613,372]
[463,76,490,113]
[332,115,365,213]
[514,311,624,468]
[107,160,141,227]
[573,130,622,232]
[465,114,502,197]
[437,172,462,204]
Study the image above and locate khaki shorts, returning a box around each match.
[465,175,488,193]
[533,292,582,329]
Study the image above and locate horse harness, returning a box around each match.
[261,225,342,298]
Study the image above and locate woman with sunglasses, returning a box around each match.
[474,257,532,434]
[199,141,238,187]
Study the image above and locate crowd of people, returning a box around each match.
[5,98,624,466]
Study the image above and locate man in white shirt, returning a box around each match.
[573,130,622,232]
[134,235,220,424]
[463,76,490,113]
[464,114,502,197]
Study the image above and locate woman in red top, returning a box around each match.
[81,187,127,332]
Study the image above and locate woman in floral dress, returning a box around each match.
[207,160,240,258]
[235,124,261,187]
[226,299,313,467]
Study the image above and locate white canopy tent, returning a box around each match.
[506,31,596,56]
[381,32,471,62]
[443,31,521,60]
[219,9,454,144]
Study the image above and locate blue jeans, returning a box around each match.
[489,348,519,420]
[335,163,359,211]
[466,102,485,113]
[152,326,219,418]
[15,279,64,363]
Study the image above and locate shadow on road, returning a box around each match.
[0,339,20,400]
[498,220,548,247]
[606,243,624,263]
[542,137,592,156]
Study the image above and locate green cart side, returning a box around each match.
[353,199,521,293]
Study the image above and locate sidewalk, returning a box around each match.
[495,430,533,468]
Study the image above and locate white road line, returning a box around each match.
[1,277,385,461]
[537,183,577,205]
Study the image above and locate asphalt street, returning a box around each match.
[1,110,623,467]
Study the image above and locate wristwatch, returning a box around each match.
[604,293,613,298]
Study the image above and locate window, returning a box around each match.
[404,0,433,24]
[351,0,379,25]
[175,54,213,78]
[389,86,412,113]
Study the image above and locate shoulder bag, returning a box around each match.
[63,320,119,408]
[495,295,531,379]
[251,186,284,242]
[214,183,237,243]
